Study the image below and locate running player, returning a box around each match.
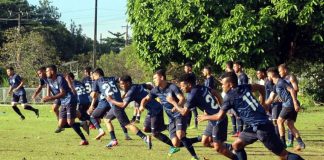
[265,67,305,151]
[175,73,236,159]
[198,72,304,160]
[42,65,88,145]
[141,69,200,160]
[7,67,39,120]
[203,66,217,90]
[184,62,198,129]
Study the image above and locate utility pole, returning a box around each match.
[93,0,98,68]
[122,24,129,47]
[18,12,21,33]
[99,33,102,55]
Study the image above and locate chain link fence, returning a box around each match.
[0,87,47,104]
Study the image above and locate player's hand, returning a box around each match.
[171,107,177,112]
[139,105,145,112]
[198,114,208,123]
[31,94,36,100]
[87,106,94,115]
[106,96,112,102]
[42,96,52,102]
[294,103,300,112]
[12,88,17,93]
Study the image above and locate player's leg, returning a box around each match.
[67,103,88,145]
[192,108,198,129]
[11,94,25,119]
[202,121,214,148]
[52,100,60,120]
[21,94,39,117]
[278,107,290,147]
[286,117,305,151]
[232,126,259,160]
[104,109,120,148]
[272,103,282,137]
[230,112,237,136]
[151,112,173,147]
[77,103,90,135]
[90,107,109,140]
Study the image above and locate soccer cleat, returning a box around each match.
[144,135,152,149]
[294,143,306,151]
[125,135,132,140]
[135,119,140,123]
[81,121,90,135]
[89,123,96,130]
[80,140,89,146]
[20,115,25,120]
[95,130,106,140]
[54,127,65,133]
[106,139,118,148]
[191,157,200,160]
[168,146,180,157]
[35,109,39,118]
[287,142,293,148]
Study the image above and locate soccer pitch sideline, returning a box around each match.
[0,105,324,160]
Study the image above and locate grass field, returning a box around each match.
[0,104,324,160]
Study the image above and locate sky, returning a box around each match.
[27,0,129,40]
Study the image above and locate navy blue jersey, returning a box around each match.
[264,79,274,100]
[273,78,294,108]
[238,72,249,85]
[185,85,220,115]
[82,76,93,94]
[47,74,77,105]
[221,84,269,126]
[39,78,47,86]
[92,77,122,107]
[73,80,90,105]
[149,83,182,118]
[204,76,216,89]
[9,74,25,95]
[124,84,163,115]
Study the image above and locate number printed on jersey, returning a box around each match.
[242,92,259,111]
[205,93,219,109]
[75,86,86,95]
[84,83,92,93]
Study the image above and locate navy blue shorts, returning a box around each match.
[12,94,27,104]
[203,115,228,142]
[271,102,282,120]
[53,99,61,106]
[113,107,130,127]
[59,103,77,119]
[143,111,166,134]
[279,107,297,121]
[239,122,285,156]
[169,116,188,139]
[91,107,110,119]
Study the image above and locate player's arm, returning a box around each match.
[251,84,266,104]
[13,79,24,92]
[65,75,77,95]
[211,89,223,104]
[32,84,43,99]
[46,85,50,96]
[198,109,226,122]
[287,86,300,112]
[43,88,66,102]
[265,92,276,106]
[166,95,188,115]
[106,96,129,108]
[140,95,151,112]
[290,75,299,93]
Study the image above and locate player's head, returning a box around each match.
[278,63,288,78]
[6,67,14,76]
[225,61,233,72]
[233,61,243,73]
[92,68,104,80]
[37,67,46,79]
[184,62,193,73]
[67,72,75,80]
[179,73,196,93]
[220,72,238,93]
[84,66,92,77]
[267,67,280,82]
[46,65,57,78]
[202,66,212,77]
[119,75,132,91]
[256,68,267,80]
[153,69,166,86]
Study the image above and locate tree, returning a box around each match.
[127,0,324,70]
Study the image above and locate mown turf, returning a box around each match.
[0,104,324,160]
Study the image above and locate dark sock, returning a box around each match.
[180,137,197,157]
[90,117,101,129]
[280,136,287,147]
[24,105,37,112]
[63,124,72,128]
[187,111,192,126]
[12,106,24,117]
[224,143,233,151]
[274,125,280,137]
[121,125,128,134]
[154,133,173,146]
[136,116,140,121]
[231,116,237,133]
[296,137,304,145]
[110,131,116,140]
[235,149,247,160]
[72,123,86,140]
[131,116,136,121]
[237,118,243,132]
[136,130,146,139]
[287,152,304,160]
[288,129,294,143]
[178,136,201,147]
[193,109,198,127]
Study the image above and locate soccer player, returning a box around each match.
[265,67,305,151]
[141,69,200,160]
[31,67,61,121]
[107,75,176,150]
[184,62,198,129]
[225,61,234,73]
[42,65,88,145]
[89,68,152,149]
[131,102,141,123]
[174,73,236,159]
[198,72,304,160]
[278,64,299,147]
[203,66,216,90]
[66,72,91,135]
[6,67,39,120]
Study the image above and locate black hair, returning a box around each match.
[179,73,196,85]
[68,72,75,80]
[84,66,92,74]
[47,65,57,73]
[204,66,212,72]
[267,67,280,77]
[221,72,238,87]
[6,67,14,71]
[93,68,105,77]
[257,68,267,74]
[278,63,288,70]
[226,61,233,68]
[234,60,243,68]
[119,75,132,83]
[154,69,166,79]
[38,66,46,71]
[184,62,193,68]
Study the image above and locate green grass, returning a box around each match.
[0,105,324,160]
